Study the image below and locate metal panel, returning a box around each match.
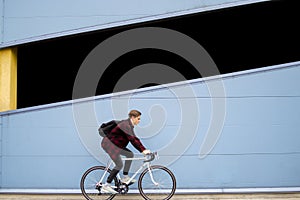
[0,0,3,44]
[0,0,269,48]
[0,115,2,188]
[0,61,300,189]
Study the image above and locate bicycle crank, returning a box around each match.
[118,183,129,194]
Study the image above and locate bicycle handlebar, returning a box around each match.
[144,152,157,163]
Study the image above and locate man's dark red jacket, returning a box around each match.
[101,119,146,160]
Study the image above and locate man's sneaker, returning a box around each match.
[121,175,136,183]
[101,183,118,194]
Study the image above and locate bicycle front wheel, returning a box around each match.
[80,166,118,200]
[138,165,176,200]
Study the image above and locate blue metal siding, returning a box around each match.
[0,62,300,189]
[0,0,3,44]
[0,115,2,188]
[0,0,268,48]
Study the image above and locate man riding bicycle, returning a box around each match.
[101,110,151,194]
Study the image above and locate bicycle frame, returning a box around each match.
[81,152,176,200]
[98,156,158,187]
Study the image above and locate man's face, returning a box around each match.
[132,115,141,126]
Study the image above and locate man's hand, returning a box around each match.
[142,149,151,155]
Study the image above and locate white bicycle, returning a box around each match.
[80,152,176,200]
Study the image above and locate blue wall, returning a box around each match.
[1,62,300,189]
[0,0,3,44]
[0,0,268,47]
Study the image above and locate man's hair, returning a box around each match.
[128,110,142,118]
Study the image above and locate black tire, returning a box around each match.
[80,166,118,200]
[138,165,176,200]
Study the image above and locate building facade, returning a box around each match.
[1,0,300,192]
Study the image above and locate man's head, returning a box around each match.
[128,110,141,126]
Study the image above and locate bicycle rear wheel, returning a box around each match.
[138,165,176,200]
[80,166,118,200]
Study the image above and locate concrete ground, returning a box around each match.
[0,193,300,200]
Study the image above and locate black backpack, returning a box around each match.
[98,120,121,137]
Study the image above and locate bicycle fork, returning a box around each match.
[146,164,159,186]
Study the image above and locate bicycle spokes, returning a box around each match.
[80,166,117,200]
[138,165,176,200]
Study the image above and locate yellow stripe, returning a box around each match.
[0,47,17,112]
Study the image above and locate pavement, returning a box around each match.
[0,193,300,200]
